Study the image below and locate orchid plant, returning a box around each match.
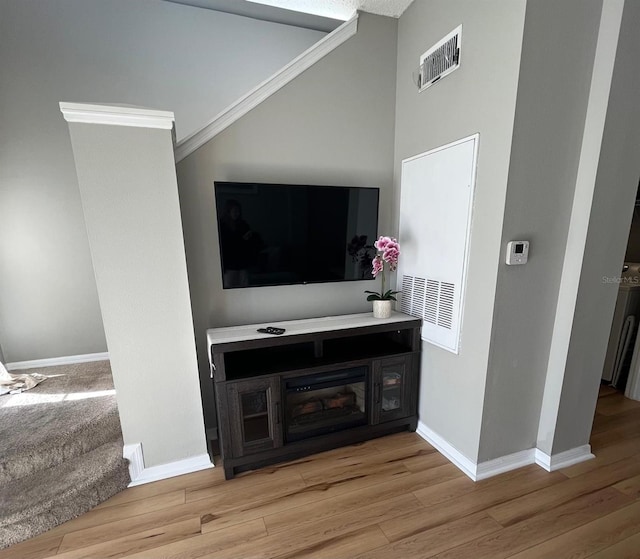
[364,236,400,301]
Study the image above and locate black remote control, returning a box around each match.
[257,326,286,335]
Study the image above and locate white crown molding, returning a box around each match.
[5,352,110,371]
[174,13,358,162]
[535,445,594,472]
[60,103,175,130]
[125,443,213,487]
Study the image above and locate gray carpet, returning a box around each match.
[0,360,130,549]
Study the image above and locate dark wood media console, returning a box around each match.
[206,312,421,479]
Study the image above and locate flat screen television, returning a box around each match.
[214,182,379,289]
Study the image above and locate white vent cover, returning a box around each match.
[398,134,479,353]
[418,25,462,92]
[401,275,455,330]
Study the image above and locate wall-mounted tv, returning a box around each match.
[214,182,379,289]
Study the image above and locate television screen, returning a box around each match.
[214,182,379,289]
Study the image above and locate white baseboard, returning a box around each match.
[416,421,478,480]
[123,443,214,487]
[417,421,542,481]
[535,444,594,471]
[5,352,109,371]
[123,443,145,482]
[476,449,536,481]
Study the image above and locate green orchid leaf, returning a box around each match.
[366,294,382,301]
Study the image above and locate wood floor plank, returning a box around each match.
[185,466,303,503]
[265,493,423,545]
[590,407,640,435]
[413,465,558,509]
[487,456,640,526]
[299,441,430,484]
[202,461,414,534]
[216,496,414,558]
[595,393,640,416]
[54,476,304,551]
[275,525,389,559]
[51,518,201,559]
[427,488,633,559]
[263,494,423,558]
[505,500,640,559]
[589,420,640,449]
[44,490,186,542]
[380,468,566,542]
[371,431,427,451]
[94,467,223,510]
[263,462,462,535]
[400,447,450,473]
[256,438,382,478]
[269,434,426,479]
[613,472,640,498]
[199,523,389,559]
[119,518,267,559]
[185,469,306,506]
[585,531,640,559]
[598,384,618,397]
[355,512,501,559]
[561,435,640,478]
[0,536,62,559]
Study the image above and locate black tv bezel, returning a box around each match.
[214,181,380,290]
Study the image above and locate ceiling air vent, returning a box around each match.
[418,25,462,92]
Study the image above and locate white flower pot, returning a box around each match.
[372,300,392,319]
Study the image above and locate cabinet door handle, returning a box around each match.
[275,402,280,424]
[374,383,381,404]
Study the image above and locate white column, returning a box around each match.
[60,103,210,478]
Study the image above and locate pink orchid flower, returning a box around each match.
[371,255,384,278]
[366,236,401,302]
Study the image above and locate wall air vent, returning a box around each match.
[418,25,462,92]
[401,275,455,331]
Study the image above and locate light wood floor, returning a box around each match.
[3,385,640,559]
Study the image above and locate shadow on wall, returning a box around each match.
[624,182,640,261]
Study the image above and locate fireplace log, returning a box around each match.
[323,392,356,409]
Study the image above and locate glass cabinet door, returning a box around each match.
[227,377,282,457]
[372,356,415,424]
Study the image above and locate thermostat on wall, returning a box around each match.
[506,241,529,265]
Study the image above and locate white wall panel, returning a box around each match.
[398,134,479,353]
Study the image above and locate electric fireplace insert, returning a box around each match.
[284,367,368,443]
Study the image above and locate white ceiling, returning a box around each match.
[166,0,414,32]
[246,0,414,20]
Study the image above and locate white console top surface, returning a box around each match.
[207,311,417,347]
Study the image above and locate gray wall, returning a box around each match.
[393,0,526,461]
[478,0,603,462]
[176,11,398,425]
[551,0,640,455]
[66,118,206,467]
[0,0,323,362]
[624,209,640,261]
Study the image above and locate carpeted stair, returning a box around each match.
[0,361,130,549]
